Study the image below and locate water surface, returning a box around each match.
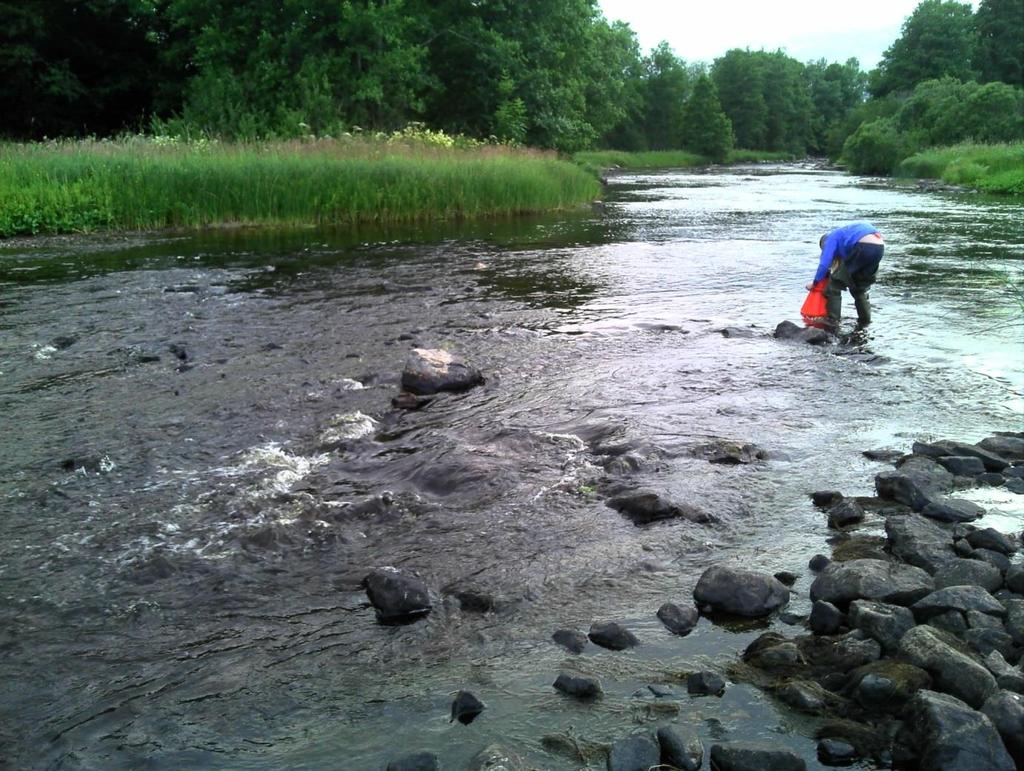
[1,163,1021,770]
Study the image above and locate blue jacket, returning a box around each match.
[814,222,881,283]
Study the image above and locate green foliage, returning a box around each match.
[0,136,601,237]
[974,0,1024,87]
[681,76,733,162]
[804,58,868,155]
[896,78,1024,146]
[711,49,814,154]
[642,42,692,150]
[840,117,914,174]
[871,0,978,96]
[572,149,704,172]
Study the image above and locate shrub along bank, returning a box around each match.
[0,135,601,238]
[895,144,1024,196]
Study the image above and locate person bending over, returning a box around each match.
[810,222,884,326]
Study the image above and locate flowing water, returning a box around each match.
[1,163,1022,770]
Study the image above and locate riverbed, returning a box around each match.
[1,163,1021,769]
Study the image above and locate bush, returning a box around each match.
[840,118,913,174]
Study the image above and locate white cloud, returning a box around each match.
[598,0,980,70]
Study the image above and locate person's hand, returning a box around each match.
[805,283,814,291]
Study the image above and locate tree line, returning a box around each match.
[1,0,1021,164]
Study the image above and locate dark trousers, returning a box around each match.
[825,243,883,324]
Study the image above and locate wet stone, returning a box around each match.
[981,690,1024,762]
[809,558,934,609]
[774,571,799,586]
[979,435,1024,460]
[450,690,485,725]
[588,621,639,650]
[809,554,831,572]
[709,741,807,771]
[937,455,986,476]
[848,599,915,652]
[606,490,710,525]
[811,490,843,507]
[827,498,865,528]
[932,558,1003,593]
[910,585,1007,621]
[647,683,676,698]
[400,348,484,395]
[687,671,726,696]
[657,601,699,636]
[810,600,845,635]
[1006,564,1024,594]
[963,628,1016,659]
[862,449,903,463]
[921,497,985,523]
[968,548,1012,573]
[1005,477,1024,494]
[849,663,932,711]
[607,732,659,771]
[552,673,602,699]
[817,738,859,766]
[693,564,790,617]
[363,567,432,622]
[656,725,703,771]
[552,629,588,654]
[902,689,1015,770]
[899,626,998,708]
[776,681,828,712]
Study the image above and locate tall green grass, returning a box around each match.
[0,137,601,237]
[894,142,1024,195]
[573,148,800,176]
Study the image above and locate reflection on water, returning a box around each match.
[0,163,1021,769]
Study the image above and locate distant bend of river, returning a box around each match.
[1,163,1021,770]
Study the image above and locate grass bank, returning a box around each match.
[0,136,601,237]
[573,148,801,175]
[894,142,1024,195]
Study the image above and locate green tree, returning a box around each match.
[804,58,867,155]
[974,0,1024,87]
[681,75,733,161]
[712,49,767,149]
[642,42,691,149]
[841,117,912,174]
[870,0,977,96]
[0,0,165,139]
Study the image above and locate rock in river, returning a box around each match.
[588,621,639,650]
[605,489,711,525]
[900,689,1015,770]
[808,558,934,609]
[400,348,484,395]
[693,565,790,617]
[363,567,432,622]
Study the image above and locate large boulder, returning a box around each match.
[981,690,1024,763]
[979,434,1024,460]
[926,440,1012,471]
[900,689,1015,770]
[910,585,1007,622]
[809,558,934,609]
[693,565,790,617]
[848,600,916,652]
[588,621,639,650]
[774,320,832,346]
[885,514,958,574]
[921,498,986,523]
[709,742,806,771]
[932,558,1003,593]
[400,348,484,395]
[898,626,998,708]
[363,567,433,622]
[1004,599,1024,647]
[656,726,703,771]
[607,732,660,771]
[966,528,1018,555]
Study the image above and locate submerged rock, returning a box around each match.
[774,320,832,346]
[687,670,726,696]
[552,629,588,654]
[450,690,485,724]
[553,673,602,699]
[605,490,711,525]
[400,348,484,395]
[588,621,639,650]
[691,439,768,464]
[693,565,790,617]
[363,567,432,622]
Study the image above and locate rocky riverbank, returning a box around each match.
[373,349,1023,770]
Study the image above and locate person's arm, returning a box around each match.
[812,234,838,284]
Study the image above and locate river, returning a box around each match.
[1,163,1021,770]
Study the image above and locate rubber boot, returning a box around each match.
[853,291,871,325]
[824,283,843,326]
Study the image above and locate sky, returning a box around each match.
[597,0,980,71]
